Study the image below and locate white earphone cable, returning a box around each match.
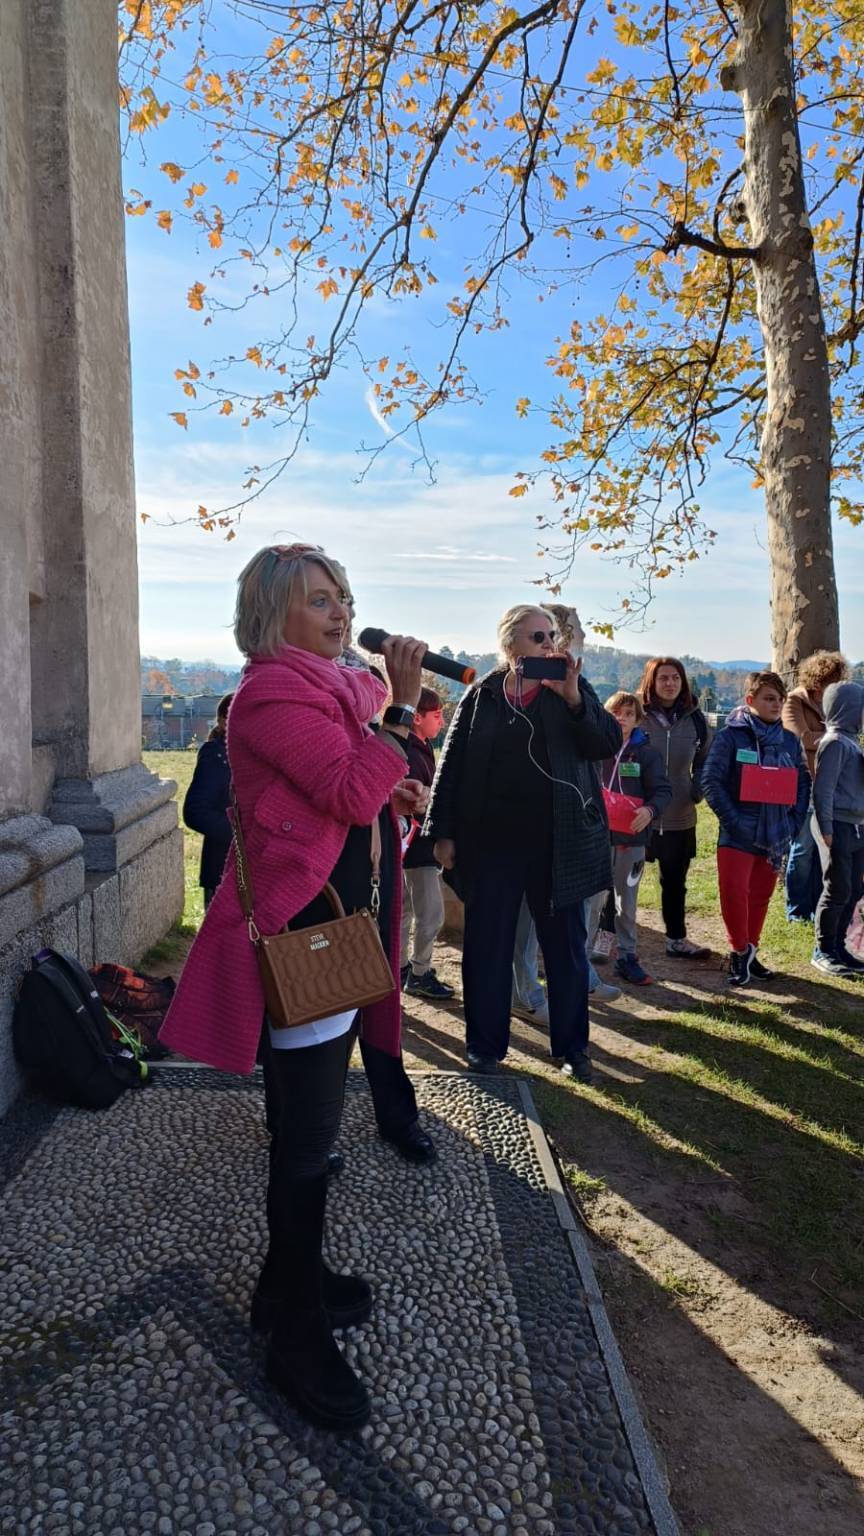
[505,661,594,814]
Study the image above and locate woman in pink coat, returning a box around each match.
[160,543,426,1433]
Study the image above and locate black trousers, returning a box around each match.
[462,844,589,1061]
[359,1039,418,1141]
[814,817,864,956]
[647,827,697,940]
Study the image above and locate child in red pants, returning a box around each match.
[702,671,809,986]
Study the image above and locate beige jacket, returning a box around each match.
[781,687,823,778]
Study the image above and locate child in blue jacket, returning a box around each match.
[702,671,809,986]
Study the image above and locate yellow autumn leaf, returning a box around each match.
[317,278,339,299]
[246,346,263,366]
[208,229,223,248]
[160,162,184,183]
[187,282,206,311]
[170,412,188,429]
[420,224,437,239]
[219,399,234,415]
[156,210,173,233]
[225,168,239,185]
[509,483,528,497]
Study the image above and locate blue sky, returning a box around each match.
[124,29,864,668]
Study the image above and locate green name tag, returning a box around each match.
[619,761,641,777]
[736,748,758,764]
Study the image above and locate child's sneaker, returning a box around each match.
[666,937,710,959]
[748,953,775,981]
[811,949,856,978]
[727,944,755,986]
[405,969,455,1000]
[512,999,550,1026]
[591,930,615,963]
[589,978,622,1002]
[614,954,653,986]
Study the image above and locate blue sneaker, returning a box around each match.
[614,954,653,986]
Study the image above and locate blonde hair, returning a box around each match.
[233,545,352,658]
[797,650,849,693]
[496,604,551,665]
[606,690,645,722]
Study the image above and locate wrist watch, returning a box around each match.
[383,704,416,729]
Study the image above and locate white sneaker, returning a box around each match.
[512,1000,550,1026]
[589,978,621,1002]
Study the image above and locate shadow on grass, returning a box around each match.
[582,1230,864,1536]
[530,1048,864,1400]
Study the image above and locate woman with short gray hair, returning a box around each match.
[426,603,621,1081]
[161,543,427,1432]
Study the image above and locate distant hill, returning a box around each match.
[705,659,768,672]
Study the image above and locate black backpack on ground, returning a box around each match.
[13,949,148,1109]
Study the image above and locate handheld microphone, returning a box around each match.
[357,627,476,686]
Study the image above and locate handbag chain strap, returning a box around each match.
[231,787,383,939]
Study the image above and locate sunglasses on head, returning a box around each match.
[527,629,556,644]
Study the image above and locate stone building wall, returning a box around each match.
[0,0,184,1113]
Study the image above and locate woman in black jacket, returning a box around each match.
[182,693,233,907]
[426,604,621,1082]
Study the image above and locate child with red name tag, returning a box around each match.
[587,692,672,986]
[703,670,809,987]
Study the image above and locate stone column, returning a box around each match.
[0,0,184,1112]
[25,0,182,891]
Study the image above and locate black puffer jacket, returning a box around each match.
[424,670,621,908]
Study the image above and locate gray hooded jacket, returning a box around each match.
[812,682,864,836]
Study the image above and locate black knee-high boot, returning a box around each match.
[253,1147,372,1335]
[264,1172,370,1432]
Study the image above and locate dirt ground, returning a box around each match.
[398,924,864,1536]
[154,914,863,1536]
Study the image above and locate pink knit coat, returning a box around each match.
[159,646,408,1072]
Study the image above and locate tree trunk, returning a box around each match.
[725,0,839,682]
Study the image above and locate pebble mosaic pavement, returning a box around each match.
[0,1069,675,1536]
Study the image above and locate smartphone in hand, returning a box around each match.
[521,655,567,681]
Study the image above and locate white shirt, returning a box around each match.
[267,1010,357,1051]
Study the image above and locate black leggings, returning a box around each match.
[262,1027,353,1181]
[649,827,697,941]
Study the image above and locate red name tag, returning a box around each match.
[739,764,798,806]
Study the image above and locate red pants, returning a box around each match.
[717,846,778,953]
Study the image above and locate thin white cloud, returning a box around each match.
[392,549,517,563]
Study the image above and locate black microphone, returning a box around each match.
[357,627,476,685]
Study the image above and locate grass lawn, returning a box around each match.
[143,749,206,960]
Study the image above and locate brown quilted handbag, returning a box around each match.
[232,793,395,1028]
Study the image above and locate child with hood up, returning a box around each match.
[810,681,864,978]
